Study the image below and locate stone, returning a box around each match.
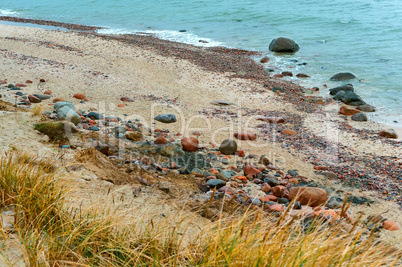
[268,204,284,212]
[87,112,103,120]
[278,198,289,204]
[293,201,302,209]
[259,155,271,166]
[73,93,85,100]
[330,72,356,81]
[261,183,271,193]
[382,220,399,231]
[120,96,135,102]
[26,80,33,83]
[244,165,261,177]
[114,126,127,134]
[269,37,300,53]
[44,90,52,95]
[288,170,298,177]
[234,132,256,141]
[260,195,278,202]
[154,114,177,123]
[125,131,143,141]
[154,135,168,145]
[33,94,51,100]
[257,117,285,124]
[272,186,286,197]
[181,137,199,152]
[218,139,237,155]
[289,187,328,207]
[379,129,398,139]
[329,84,354,95]
[296,73,310,78]
[326,196,342,209]
[28,95,41,103]
[54,101,75,111]
[356,104,376,112]
[341,91,366,106]
[264,177,281,187]
[159,143,185,157]
[351,112,368,122]
[260,56,270,63]
[53,97,65,103]
[211,100,235,106]
[206,179,226,189]
[281,129,297,135]
[57,106,81,125]
[282,71,293,77]
[251,198,262,206]
[339,106,360,116]
[216,173,229,182]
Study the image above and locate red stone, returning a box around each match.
[378,130,398,139]
[28,95,41,103]
[383,220,399,231]
[181,137,199,152]
[192,131,201,136]
[272,186,286,197]
[260,195,278,202]
[44,90,52,95]
[73,93,85,100]
[268,204,284,212]
[260,56,270,63]
[118,104,125,108]
[154,135,168,145]
[244,165,261,176]
[26,80,32,84]
[237,150,245,157]
[314,166,329,171]
[274,74,284,78]
[39,79,46,82]
[15,83,27,87]
[234,132,256,141]
[339,106,360,116]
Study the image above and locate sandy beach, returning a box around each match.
[0,20,401,252]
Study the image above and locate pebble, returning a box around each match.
[218,139,237,155]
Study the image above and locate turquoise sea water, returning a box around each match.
[1,0,401,126]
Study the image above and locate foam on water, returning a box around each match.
[97,28,225,47]
[0,9,19,16]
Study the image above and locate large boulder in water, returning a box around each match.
[330,72,356,81]
[341,91,366,106]
[269,37,300,53]
[329,84,354,95]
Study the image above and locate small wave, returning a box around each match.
[97,27,225,47]
[0,9,19,16]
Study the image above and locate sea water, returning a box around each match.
[1,0,401,126]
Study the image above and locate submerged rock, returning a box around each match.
[269,37,300,52]
[330,72,356,81]
[329,84,354,95]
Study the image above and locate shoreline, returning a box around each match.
[0,20,402,214]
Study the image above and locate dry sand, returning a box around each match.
[0,24,400,247]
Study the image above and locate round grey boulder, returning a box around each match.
[57,106,81,125]
[351,112,368,122]
[54,101,76,111]
[218,139,238,155]
[330,72,356,81]
[154,114,177,123]
[269,37,300,53]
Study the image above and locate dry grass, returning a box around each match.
[30,105,44,116]
[0,150,400,266]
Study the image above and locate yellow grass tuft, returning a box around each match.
[0,150,400,266]
[31,104,44,116]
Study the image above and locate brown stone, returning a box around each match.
[44,90,52,95]
[261,183,271,193]
[383,220,399,231]
[289,187,328,207]
[282,71,293,77]
[281,129,297,135]
[26,80,33,83]
[296,73,310,78]
[154,135,168,145]
[378,129,398,139]
[181,137,199,152]
[73,93,85,100]
[260,56,270,63]
[118,104,125,108]
[339,106,360,116]
[121,96,135,102]
[274,74,284,78]
[234,132,256,141]
[272,185,286,197]
[125,131,143,141]
[257,117,285,124]
[52,97,65,103]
